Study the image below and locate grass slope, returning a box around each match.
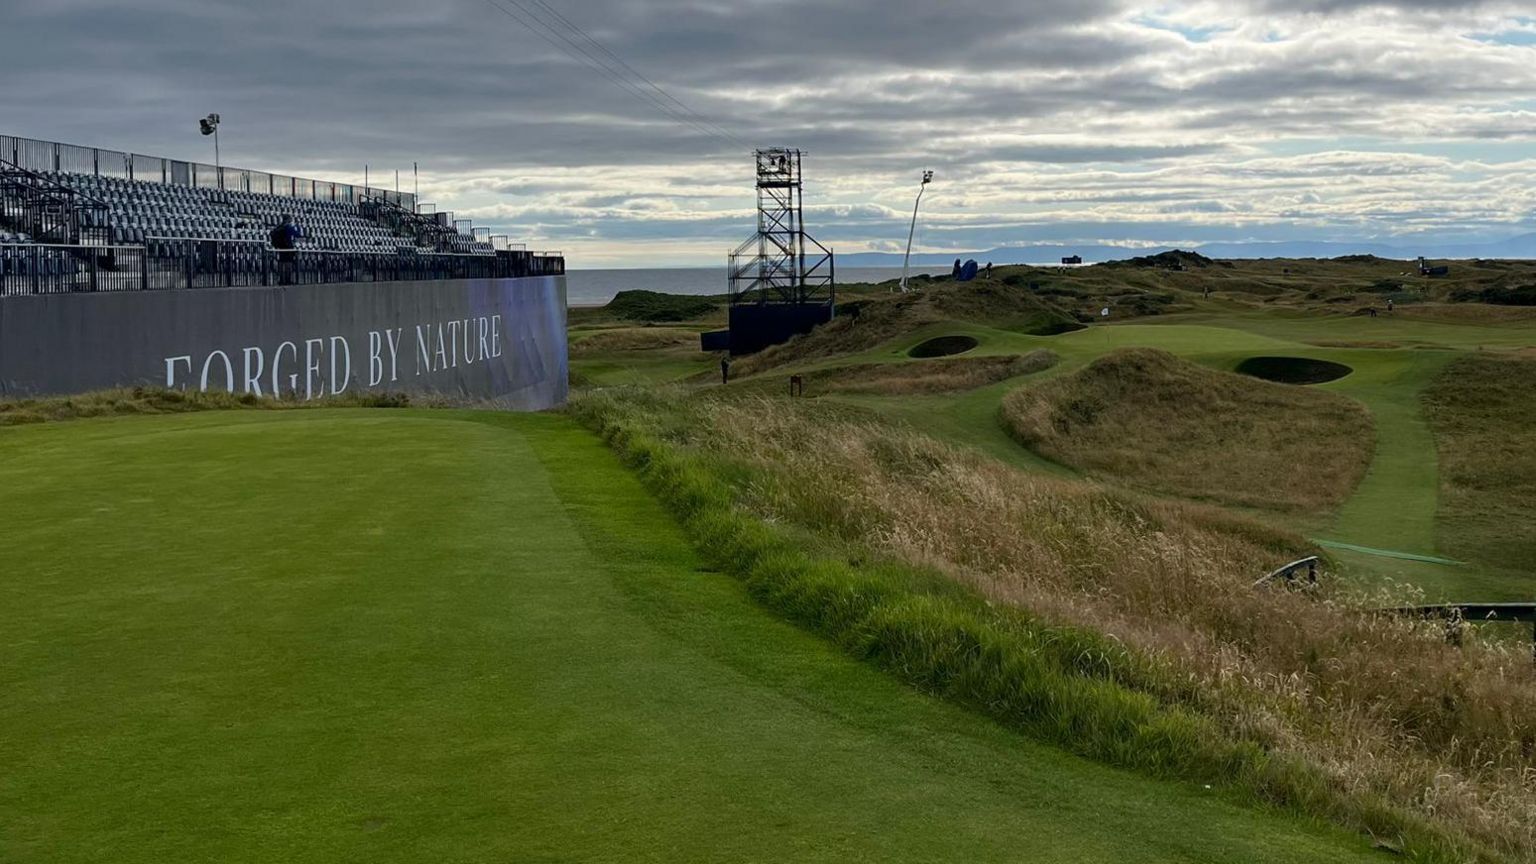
[736,282,1079,376]
[0,409,1384,863]
[751,351,1058,397]
[1423,355,1536,574]
[576,389,1536,861]
[1002,348,1375,512]
[569,325,702,355]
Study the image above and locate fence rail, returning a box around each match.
[0,133,414,210]
[1,240,563,296]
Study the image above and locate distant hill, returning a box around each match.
[837,233,1536,267]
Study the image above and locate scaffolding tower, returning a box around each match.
[727,148,834,305]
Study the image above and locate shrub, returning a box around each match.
[605,289,721,322]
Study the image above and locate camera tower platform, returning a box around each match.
[717,148,835,355]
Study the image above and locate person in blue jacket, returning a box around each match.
[269,214,304,284]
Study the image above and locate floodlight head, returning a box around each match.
[199,114,221,135]
[922,170,934,184]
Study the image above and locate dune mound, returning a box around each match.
[734,283,1078,375]
[791,351,1057,396]
[571,327,699,356]
[1001,349,1374,511]
[605,290,720,322]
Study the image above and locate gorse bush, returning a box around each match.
[604,289,721,322]
[572,385,1536,863]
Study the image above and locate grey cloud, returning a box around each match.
[2,0,1534,262]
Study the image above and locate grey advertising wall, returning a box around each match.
[0,276,569,411]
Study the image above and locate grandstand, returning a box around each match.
[0,134,562,295]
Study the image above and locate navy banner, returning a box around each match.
[0,276,568,411]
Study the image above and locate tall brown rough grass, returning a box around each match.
[1002,348,1375,511]
[0,387,412,426]
[569,327,701,356]
[1423,354,1536,570]
[748,351,1058,397]
[576,385,1536,862]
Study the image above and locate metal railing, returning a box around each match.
[0,133,414,210]
[1,239,565,295]
[360,195,460,253]
[0,243,147,295]
[0,158,113,246]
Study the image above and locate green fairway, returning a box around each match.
[0,409,1385,863]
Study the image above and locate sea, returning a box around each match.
[564,266,955,307]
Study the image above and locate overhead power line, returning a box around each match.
[521,0,749,148]
[480,0,753,152]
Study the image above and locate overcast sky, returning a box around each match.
[3,0,1534,266]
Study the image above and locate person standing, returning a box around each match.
[269,214,304,285]
[720,355,731,385]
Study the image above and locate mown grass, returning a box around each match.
[0,409,1388,863]
[572,386,1536,863]
[1001,348,1375,512]
[1422,354,1536,571]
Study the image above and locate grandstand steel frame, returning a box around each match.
[0,158,112,247]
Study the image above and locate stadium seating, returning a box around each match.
[0,244,83,294]
[48,173,494,255]
[1,140,561,295]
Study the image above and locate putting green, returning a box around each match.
[0,409,1381,863]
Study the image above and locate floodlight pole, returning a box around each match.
[898,169,933,293]
[199,113,222,188]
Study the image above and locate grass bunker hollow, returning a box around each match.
[908,335,979,358]
[1236,356,1353,385]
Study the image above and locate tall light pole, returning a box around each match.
[198,114,221,187]
[898,169,934,293]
